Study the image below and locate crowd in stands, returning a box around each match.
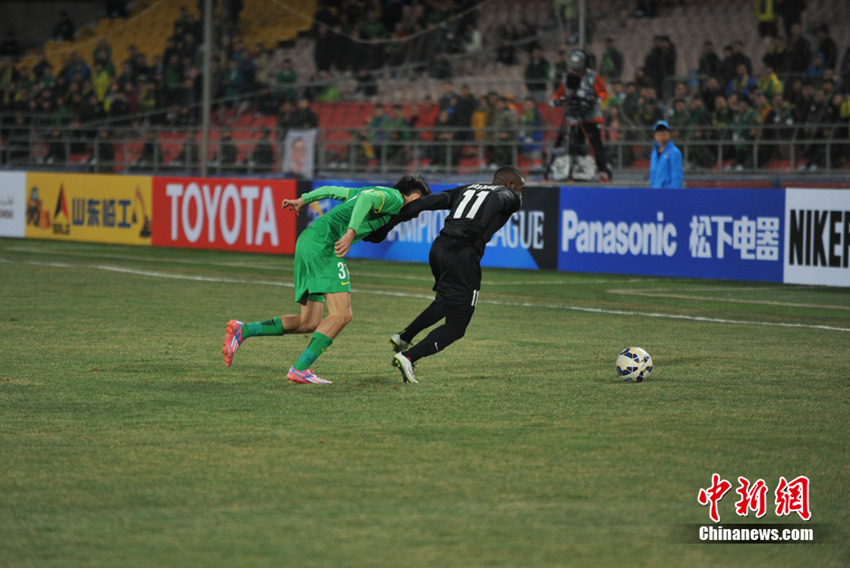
[311,0,481,77]
[0,0,848,172]
[598,17,850,170]
[340,87,544,171]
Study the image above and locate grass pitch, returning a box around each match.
[1,238,848,568]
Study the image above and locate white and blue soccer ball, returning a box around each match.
[616,347,653,382]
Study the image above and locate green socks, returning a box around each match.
[240,320,332,372]
[244,317,285,338]
[293,332,334,371]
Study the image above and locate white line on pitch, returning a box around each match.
[8,258,848,333]
[3,247,571,285]
[607,289,850,311]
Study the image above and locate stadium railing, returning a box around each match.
[1,121,847,177]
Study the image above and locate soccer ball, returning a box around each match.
[616,347,653,382]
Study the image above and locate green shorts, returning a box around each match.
[293,225,351,304]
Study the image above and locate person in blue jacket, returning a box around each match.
[649,120,684,188]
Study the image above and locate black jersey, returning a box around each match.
[363,182,522,254]
[403,183,522,255]
[438,183,522,251]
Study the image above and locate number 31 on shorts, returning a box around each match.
[337,261,350,284]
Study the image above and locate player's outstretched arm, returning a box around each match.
[282,186,357,214]
[363,192,451,243]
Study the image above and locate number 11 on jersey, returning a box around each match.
[453,189,490,220]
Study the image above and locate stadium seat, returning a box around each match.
[767,159,792,171]
[69,152,92,165]
[457,157,482,175]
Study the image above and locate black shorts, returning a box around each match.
[429,235,481,312]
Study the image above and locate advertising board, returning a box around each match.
[558,187,786,283]
[152,177,299,254]
[0,172,26,238]
[24,173,153,245]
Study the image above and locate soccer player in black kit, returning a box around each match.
[365,165,526,383]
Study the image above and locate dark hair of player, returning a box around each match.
[393,171,432,197]
[492,165,524,189]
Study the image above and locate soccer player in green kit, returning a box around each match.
[222,173,431,384]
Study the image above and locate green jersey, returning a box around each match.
[292,185,405,303]
[301,185,406,243]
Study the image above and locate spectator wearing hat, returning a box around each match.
[649,120,683,188]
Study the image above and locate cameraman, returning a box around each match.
[548,49,612,181]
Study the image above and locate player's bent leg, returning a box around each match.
[224,301,324,367]
[282,300,324,334]
[403,308,474,364]
[394,301,448,348]
[289,293,349,380]
[316,292,353,340]
[444,309,473,341]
